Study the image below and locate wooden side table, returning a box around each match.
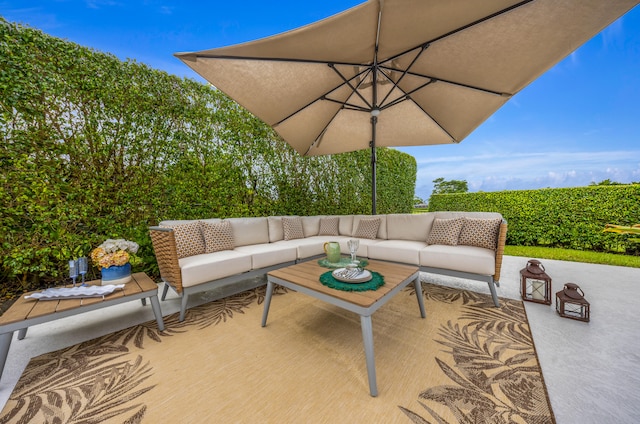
[0,272,164,380]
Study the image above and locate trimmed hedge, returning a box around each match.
[429,185,640,253]
[0,19,416,292]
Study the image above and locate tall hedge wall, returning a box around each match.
[0,19,416,291]
[429,185,640,253]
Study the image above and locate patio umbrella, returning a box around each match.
[176,0,639,214]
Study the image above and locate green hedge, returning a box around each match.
[429,185,640,253]
[0,19,416,292]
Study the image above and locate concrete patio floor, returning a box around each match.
[1,255,638,423]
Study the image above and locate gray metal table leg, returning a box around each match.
[488,279,500,307]
[261,281,275,327]
[0,332,14,380]
[179,294,189,322]
[161,283,170,301]
[414,277,426,318]
[149,295,165,331]
[17,328,28,340]
[360,314,378,397]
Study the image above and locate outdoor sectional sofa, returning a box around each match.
[149,212,507,321]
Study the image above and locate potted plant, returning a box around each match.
[90,239,140,285]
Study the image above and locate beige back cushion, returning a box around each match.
[301,216,321,237]
[337,215,354,236]
[267,216,284,242]
[435,211,502,220]
[386,213,434,241]
[225,217,270,247]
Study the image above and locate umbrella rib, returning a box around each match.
[183,53,369,68]
[329,63,373,111]
[272,65,372,127]
[378,65,508,96]
[380,0,535,66]
[322,96,369,112]
[378,44,429,107]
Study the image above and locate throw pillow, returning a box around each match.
[202,220,235,253]
[282,216,304,240]
[426,217,465,246]
[458,218,502,250]
[318,217,340,236]
[171,221,206,258]
[353,218,381,240]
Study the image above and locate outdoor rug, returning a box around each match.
[0,283,555,423]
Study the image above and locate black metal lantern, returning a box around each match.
[556,283,590,322]
[520,259,552,305]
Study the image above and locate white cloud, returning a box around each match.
[410,149,640,199]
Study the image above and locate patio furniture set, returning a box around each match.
[150,212,507,322]
[1,211,507,395]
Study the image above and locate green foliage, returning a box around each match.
[431,178,468,195]
[429,185,640,253]
[504,245,640,268]
[0,19,416,292]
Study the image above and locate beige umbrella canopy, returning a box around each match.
[176,0,638,213]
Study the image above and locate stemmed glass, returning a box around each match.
[69,259,78,287]
[347,239,359,264]
[78,257,88,286]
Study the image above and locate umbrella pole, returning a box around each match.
[370,114,378,215]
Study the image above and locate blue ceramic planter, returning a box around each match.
[101,263,132,285]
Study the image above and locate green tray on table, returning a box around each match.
[317,256,369,269]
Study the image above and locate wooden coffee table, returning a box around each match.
[261,259,425,397]
[0,272,164,380]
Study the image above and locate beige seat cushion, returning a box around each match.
[234,244,297,269]
[367,240,427,265]
[179,251,252,287]
[420,245,495,276]
[275,236,350,259]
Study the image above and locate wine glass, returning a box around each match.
[347,239,359,264]
[69,259,78,287]
[78,257,88,286]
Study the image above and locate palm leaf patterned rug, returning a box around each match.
[0,283,555,423]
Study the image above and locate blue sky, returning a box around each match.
[2,1,639,200]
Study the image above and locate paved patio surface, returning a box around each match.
[0,255,638,423]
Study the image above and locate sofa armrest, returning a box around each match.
[149,226,184,294]
[493,219,508,283]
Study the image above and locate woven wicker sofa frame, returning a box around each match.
[149,215,507,322]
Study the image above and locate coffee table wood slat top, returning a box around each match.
[268,259,419,308]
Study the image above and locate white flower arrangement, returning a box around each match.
[91,238,140,269]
